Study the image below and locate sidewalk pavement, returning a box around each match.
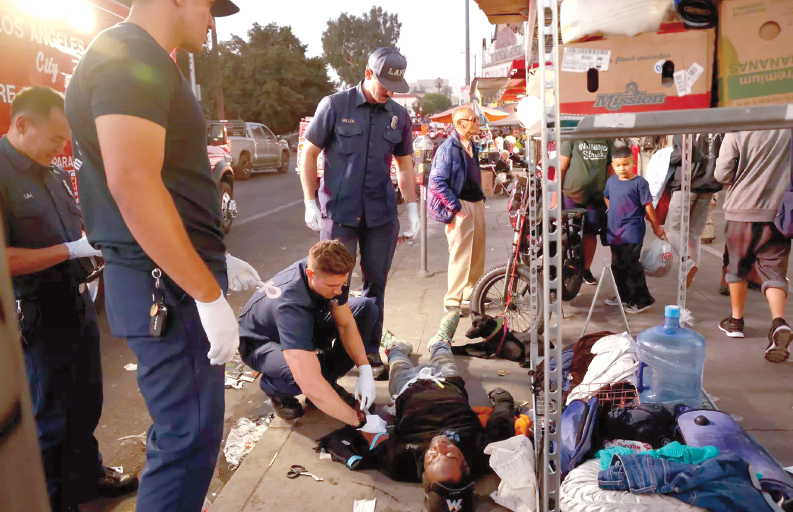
[210,195,793,512]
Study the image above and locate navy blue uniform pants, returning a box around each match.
[23,289,103,511]
[240,296,378,397]
[103,264,227,512]
[320,217,399,350]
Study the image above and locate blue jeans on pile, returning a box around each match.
[598,453,781,512]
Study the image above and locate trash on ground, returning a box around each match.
[269,451,279,468]
[118,432,147,446]
[353,498,376,512]
[498,370,510,376]
[224,353,260,389]
[224,415,274,469]
[124,363,137,371]
[319,451,332,460]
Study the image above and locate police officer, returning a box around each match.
[300,48,420,379]
[238,240,384,427]
[63,1,260,512]
[0,87,137,511]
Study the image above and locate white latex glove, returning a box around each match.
[358,414,387,434]
[304,200,322,232]
[63,236,102,259]
[354,364,376,411]
[196,291,240,365]
[226,253,265,292]
[404,202,420,238]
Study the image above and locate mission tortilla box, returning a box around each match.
[718,0,793,107]
[558,27,716,115]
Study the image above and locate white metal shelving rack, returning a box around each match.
[527,0,793,510]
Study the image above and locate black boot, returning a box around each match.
[270,395,304,420]
[368,352,389,381]
[97,466,139,497]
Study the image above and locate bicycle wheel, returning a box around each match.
[471,263,543,334]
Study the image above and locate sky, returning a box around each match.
[214,0,495,94]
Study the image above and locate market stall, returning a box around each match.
[471,0,793,511]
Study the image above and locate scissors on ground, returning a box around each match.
[286,464,323,482]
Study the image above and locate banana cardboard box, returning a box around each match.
[718,0,793,107]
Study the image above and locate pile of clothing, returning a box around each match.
[533,331,793,511]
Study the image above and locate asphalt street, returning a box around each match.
[82,154,324,512]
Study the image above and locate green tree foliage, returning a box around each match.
[192,23,335,134]
[418,93,453,117]
[321,6,402,88]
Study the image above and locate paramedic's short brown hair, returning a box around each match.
[309,240,355,276]
[10,87,64,123]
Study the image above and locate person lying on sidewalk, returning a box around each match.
[237,240,382,428]
[322,313,518,512]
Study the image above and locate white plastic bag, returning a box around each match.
[560,0,673,43]
[641,238,673,278]
[484,435,537,512]
[645,147,674,208]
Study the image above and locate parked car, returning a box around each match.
[214,120,291,180]
[206,122,237,234]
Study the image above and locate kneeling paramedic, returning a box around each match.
[0,86,137,512]
[319,312,518,512]
[238,240,382,428]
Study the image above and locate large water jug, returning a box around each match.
[636,305,706,409]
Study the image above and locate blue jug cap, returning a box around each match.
[665,305,681,318]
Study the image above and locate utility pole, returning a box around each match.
[211,27,225,120]
[465,0,470,85]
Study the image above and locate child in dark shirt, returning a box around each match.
[603,146,665,313]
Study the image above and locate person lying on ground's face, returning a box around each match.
[423,435,469,486]
[612,155,636,181]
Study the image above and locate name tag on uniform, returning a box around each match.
[391,116,398,130]
[342,118,356,124]
[62,180,74,198]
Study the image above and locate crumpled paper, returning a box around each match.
[484,435,537,512]
[223,416,273,469]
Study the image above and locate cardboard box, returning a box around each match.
[558,28,716,115]
[718,0,793,107]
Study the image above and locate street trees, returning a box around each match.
[321,6,402,88]
[417,93,452,117]
[193,23,334,134]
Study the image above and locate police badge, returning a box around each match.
[391,116,398,130]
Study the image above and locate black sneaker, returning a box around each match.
[97,466,138,497]
[582,269,597,285]
[718,317,745,338]
[368,352,389,381]
[765,319,792,363]
[270,395,305,420]
[625,300,654,314]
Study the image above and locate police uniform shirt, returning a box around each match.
[304,81,413,228]
[64,23,226,272]
[0,136,87,299]
[238,258,348,351]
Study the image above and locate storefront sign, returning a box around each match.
[481,62,513,78]
[482,24,525,67]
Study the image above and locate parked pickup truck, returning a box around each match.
[214,120,291,180]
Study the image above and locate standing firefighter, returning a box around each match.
[0,87,137,512]
[299,47,420,379]
[64,1,263,511]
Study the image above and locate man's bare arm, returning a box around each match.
[7,245,69,276]
[331,302,369,368]
[299,141,322,201]
[95,115,220,302]
[395,154,417,204]
[283,349,361,425]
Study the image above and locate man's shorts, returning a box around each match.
[724,220,791,294]
[563,195,606,236]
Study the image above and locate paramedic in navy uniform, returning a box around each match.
[63,1,263,511]
[0,87,137,512]
[299,47,420,380]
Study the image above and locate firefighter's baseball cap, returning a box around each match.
[212,0,240,17]
[368,47,409,94]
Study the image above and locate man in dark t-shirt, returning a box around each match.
[63,1,264,511]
